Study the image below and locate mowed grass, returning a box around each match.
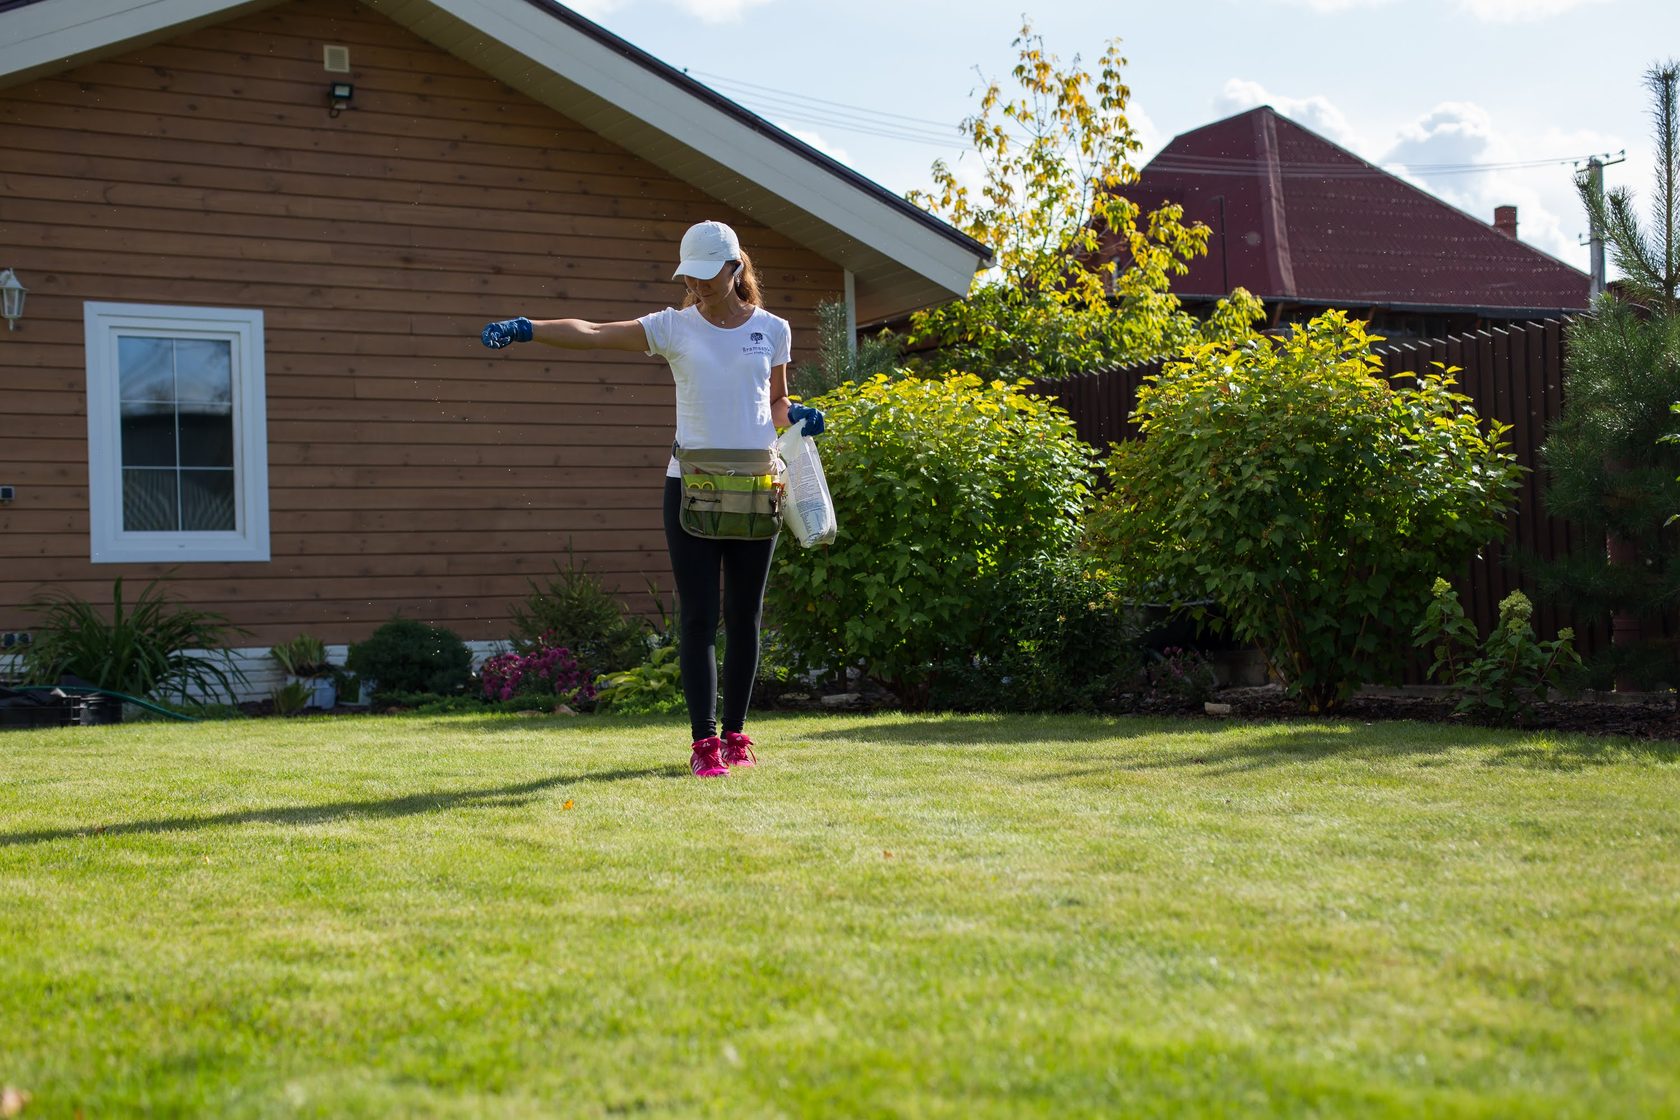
[2,710,1677,1118]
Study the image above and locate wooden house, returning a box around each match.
[0,0,988,692]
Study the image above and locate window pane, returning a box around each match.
[181,470,236,532]
[123,468,178,531]
[175,340,233,404]
[179,403,234,467]
[120,402,177,467]
[118,337,174,402]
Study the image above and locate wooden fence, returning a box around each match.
[1029,318,1610,660]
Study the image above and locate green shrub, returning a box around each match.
[1091,311,1522,711]
[929,552,1143,712]
[345,618,473,697]
[767,373,1094,707]
[1414,579,1583,722]
[268,633,332,678]
[594,645,684,715]
[509,549,648,674]
[21,575,248,704]
[270,679,311,717]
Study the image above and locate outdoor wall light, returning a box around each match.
[328,82,354,117]
[0,269,26,331]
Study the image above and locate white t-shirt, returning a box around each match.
[639,304,792,477]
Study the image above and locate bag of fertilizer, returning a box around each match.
[775,426,837,548]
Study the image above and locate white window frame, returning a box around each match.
[84,301,270,564]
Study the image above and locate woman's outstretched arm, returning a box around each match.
[481,316,647,352]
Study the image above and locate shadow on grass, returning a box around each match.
[0,764,684,848]
[821,713,1680,777]
[402,711,684,737]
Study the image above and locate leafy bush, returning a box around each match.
[509,549,648,674]
[345,618,473,697]
[594,645,684,715]
[929,552,1143,712]
[479,635,596,706]
[767,373,1094,706]
[1414,579,1582,721]
[1091,312,1523,711]
[21,576,248,703]
[269,633,332,678]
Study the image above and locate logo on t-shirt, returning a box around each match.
[741,329,774,357]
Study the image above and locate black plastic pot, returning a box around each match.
[0,688,72,729]
[73,694,124,726]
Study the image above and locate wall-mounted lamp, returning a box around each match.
[0,270,25,331]
[328,82,354,117]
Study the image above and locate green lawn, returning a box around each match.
[2,710,1676,1118]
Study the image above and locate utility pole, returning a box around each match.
[1577,150,1627,299]
[1585,158,1606,299]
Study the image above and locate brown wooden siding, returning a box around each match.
[0,0,843,645]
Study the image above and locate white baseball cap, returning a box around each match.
[672,220,741,280]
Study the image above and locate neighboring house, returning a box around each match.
[0,0,988,688]
[1108,105,1589,340]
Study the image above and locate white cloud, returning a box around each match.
[1204,82,1611,270]
[1214,78,1375,157]
[1456,0,1611,21]
[1378,100,1617,269]
[777,124,851,166]
[562,0,626,18]
[1129,100,1165,167]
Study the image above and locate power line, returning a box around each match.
[686,70,967,147]
[687,69,1605,179]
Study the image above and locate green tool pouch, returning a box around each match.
[672,444,785,541]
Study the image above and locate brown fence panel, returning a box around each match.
[1031,318,1610,664]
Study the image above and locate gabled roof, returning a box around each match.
[0,0,990,322]
[1114,106,1589,316]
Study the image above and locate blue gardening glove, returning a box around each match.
[787,402,825,437]
[481,317,533,349]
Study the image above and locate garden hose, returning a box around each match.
[14,684,200,722]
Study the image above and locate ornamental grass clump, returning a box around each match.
[479,634,596,707]
[21,575,247,704]
[1091,311,1523,712]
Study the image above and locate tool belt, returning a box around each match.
[672,443,784,541]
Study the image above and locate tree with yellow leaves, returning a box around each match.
[907,21,1261,379]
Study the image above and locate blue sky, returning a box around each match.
[565,0,1678,274]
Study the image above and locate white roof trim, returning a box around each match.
[0,0,278,81]
[0,0,989,320]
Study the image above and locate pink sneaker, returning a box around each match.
[690,736,728,778]
[721,731,757,768]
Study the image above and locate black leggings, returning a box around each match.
[663,477,777,742]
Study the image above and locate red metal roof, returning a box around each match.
[1113,106,1589,314]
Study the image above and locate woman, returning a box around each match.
[480,220,823,779]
